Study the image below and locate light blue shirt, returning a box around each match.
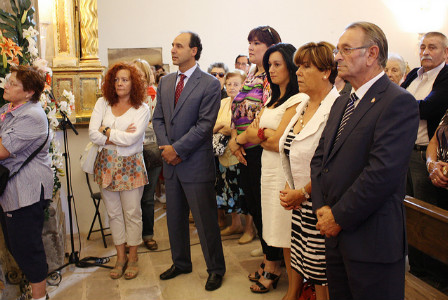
[0,102,53,212]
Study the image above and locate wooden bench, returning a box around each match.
[404,196,448,300]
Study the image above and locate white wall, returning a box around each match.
[61,0,448,234]
[97,0,448,72]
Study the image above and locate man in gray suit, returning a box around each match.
[152,31,225,291]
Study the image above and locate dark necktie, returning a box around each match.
[175,74,186,106]
[334,92,358,144]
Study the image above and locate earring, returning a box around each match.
[323,76,327,79]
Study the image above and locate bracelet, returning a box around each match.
[235,137,243,146]
[102,127,110,136]
[426,160,435,173]
[257,128,267,141]
[301,187,310,199]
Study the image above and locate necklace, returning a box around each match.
[298,103,309,129]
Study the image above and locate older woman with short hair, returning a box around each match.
[90,62,150,280]
[0,65,53,300]
[208,62,229,99]
[279,42,339,300]
[385,53,407,85]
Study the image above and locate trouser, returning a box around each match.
[165,174,226,276]
[239,146,282,261]
[326,244,405,300]
[141,166,162,240]
[0,187,48,283]
[101,187,144,246]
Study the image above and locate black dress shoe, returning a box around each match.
[205,273,223,291]
[159,265,192,280]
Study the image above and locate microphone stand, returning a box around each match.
[48,111,111,284]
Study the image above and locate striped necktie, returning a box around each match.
[334,92,358,144]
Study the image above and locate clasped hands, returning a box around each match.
[159,145,182,166]
[316,205,342,238]
[428,160,448,188]
[279,187,304,210]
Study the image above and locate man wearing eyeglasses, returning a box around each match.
[208,62,229,99]
[235,54,251,74]
[153,31,226,291]
[311,22,419,300]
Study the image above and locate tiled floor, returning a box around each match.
[47,202,289,300]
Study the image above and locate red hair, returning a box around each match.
[101,62,146,108]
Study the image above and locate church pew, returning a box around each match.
[404,196,448,300]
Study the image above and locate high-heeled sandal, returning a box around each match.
[248,262,265,282]
[110,259,128,279]
[124,261,139,280]
[250,271,281,293]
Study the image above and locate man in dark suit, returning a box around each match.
[311,22,419,300]
[152,31,225,291]
[401,32,448,206]
[401,31,448,286]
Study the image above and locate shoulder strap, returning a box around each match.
[9,120,50,179]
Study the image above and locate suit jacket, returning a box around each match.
[152,66,221,182]
[401,64,448,140]
[311,74,419,263]
[279,89,337,190]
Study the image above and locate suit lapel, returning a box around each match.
[297,88,338,143]
[326,75,390,163]
[323,94,348,163]
[171,68,201,121]
[166,73,177,118]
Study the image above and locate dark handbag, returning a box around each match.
[0,123,50,196]
[212,133,230,157]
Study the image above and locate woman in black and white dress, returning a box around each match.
[279,42,338,300]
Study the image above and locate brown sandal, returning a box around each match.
[110,259,127,279]
[144,239,158,250]
[124,261,139,280]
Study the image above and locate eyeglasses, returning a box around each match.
[235,62,248,67]
[262,26,275,42]
[211,72,225,78]
[333,45,371,57]
[4,79,21,88]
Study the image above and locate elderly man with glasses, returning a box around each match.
[311,22,419,300]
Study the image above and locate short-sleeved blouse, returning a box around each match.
[231,72,270,149]
[0,102,53,212]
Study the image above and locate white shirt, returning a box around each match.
[175,63,198,89]
[352,71,385,108]
[406,62,445,146]
[89,97,151,156]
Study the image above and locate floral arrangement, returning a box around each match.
[1,1,75,197]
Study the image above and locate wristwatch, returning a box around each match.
[102,127,110,136]
[301,187,310,199]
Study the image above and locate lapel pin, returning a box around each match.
[371,98,376,103]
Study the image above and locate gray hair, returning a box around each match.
[387,53,406,75]
[421,32,448,48]
[346,21,388,68]
[207,62,229,74]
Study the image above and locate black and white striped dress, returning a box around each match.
[284,126,327,285]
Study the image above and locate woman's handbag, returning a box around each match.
[80,142,99,174]
[0,123,50,196]
[80,101,107,174]
[298,282,316,300]
[212,132,230,157]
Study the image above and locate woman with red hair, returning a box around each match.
[89,62,150,280]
